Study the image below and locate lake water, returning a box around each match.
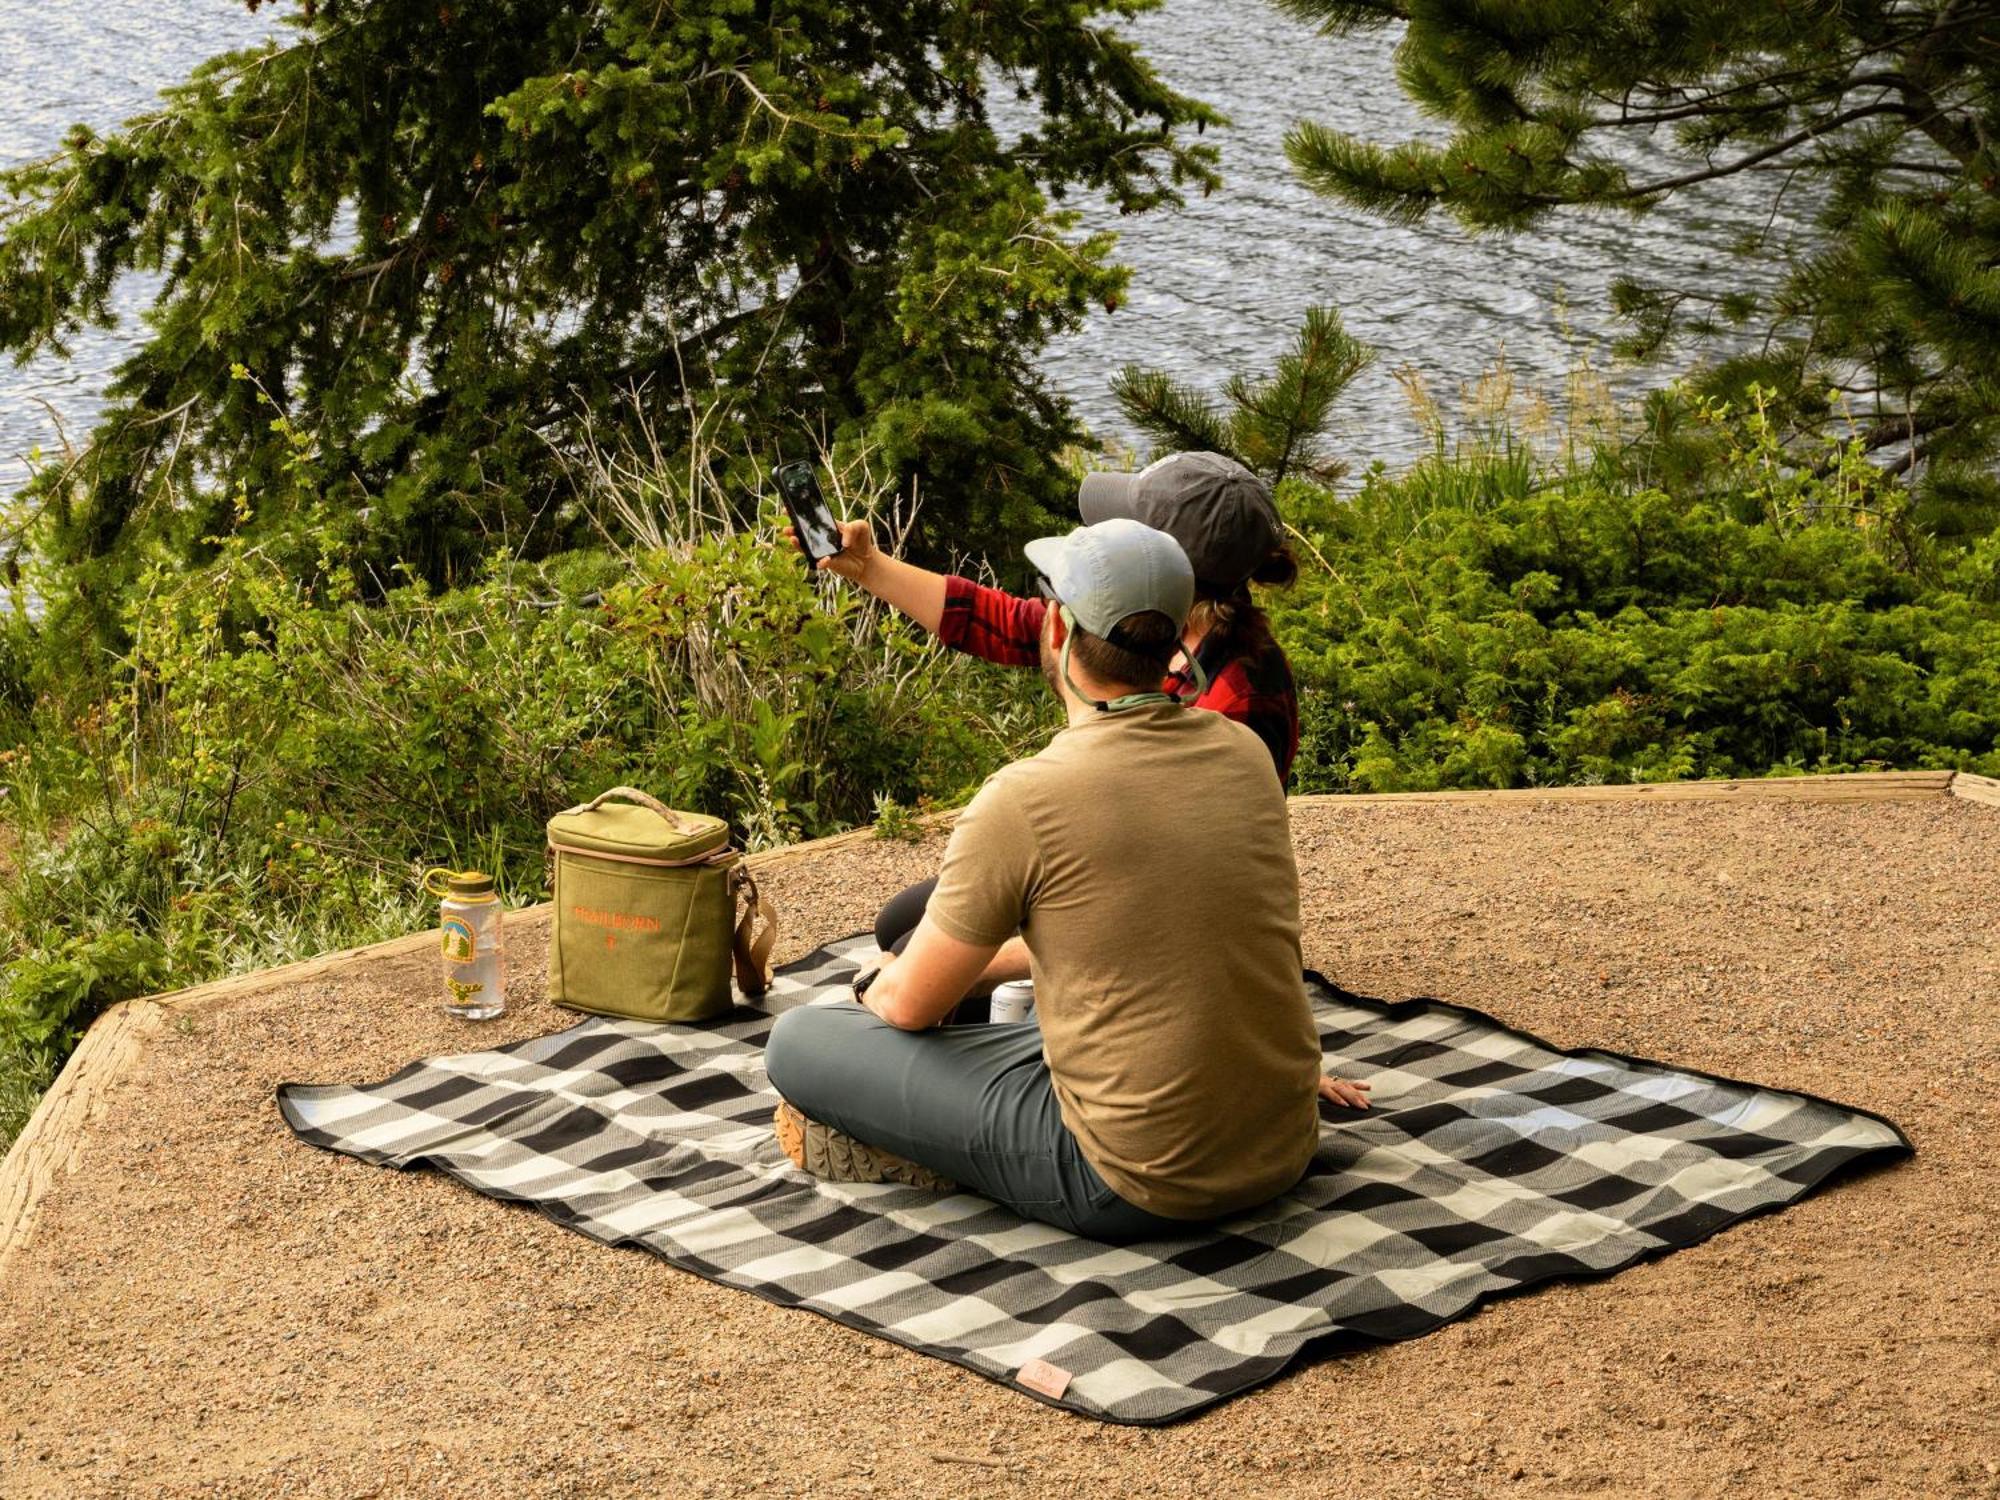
[0,0,1806,497]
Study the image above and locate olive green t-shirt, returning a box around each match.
[926,701,1322,1220]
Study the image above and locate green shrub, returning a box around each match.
[1,932,169,1050]
[1274,452,2000,793]
[0,504,1047,1150]
[0,1032,58,1149]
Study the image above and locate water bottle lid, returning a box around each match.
[425,868,495,899]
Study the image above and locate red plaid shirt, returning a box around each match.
[936,575,1299,786]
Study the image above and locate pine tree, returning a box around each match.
[0,0,1221,623]
[1111,304,1373,484]
[1278,0,2000,528]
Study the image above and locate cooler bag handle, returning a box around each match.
[731,865,778,997]
[560,785,712,836]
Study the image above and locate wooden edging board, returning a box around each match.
[1290,768,1956,809]
[1,768,1990,1277]
[1950,770,2000,809]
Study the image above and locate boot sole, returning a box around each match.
[774,1102,957,1193]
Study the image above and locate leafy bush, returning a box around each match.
[0,1033,57,1150]
[2,933,169,1049]
[1275,436,2000,792]
[0,470,1049,1150]
[0,927,170,1146]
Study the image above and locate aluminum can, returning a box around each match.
[989,980,1037,1025]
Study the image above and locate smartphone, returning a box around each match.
[773,460,844,573]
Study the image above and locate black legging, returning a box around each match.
[872,876,991,1024]
[874,876,938,954]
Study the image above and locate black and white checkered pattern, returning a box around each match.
[277,939,1909,1425]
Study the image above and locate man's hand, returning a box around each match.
[1318,1075,1372,1110]
[786,518,877,585]
[786,517,947,632]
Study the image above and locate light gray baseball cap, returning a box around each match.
[1022,518,1194,645]
[1078,450,1282,592]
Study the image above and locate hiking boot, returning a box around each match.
[773,1101,957,1192]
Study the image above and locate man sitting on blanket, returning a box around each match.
[765,518,1370,1242]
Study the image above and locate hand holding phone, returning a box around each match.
[773,461,846,575]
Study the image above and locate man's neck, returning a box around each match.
[1058,670,1158,725]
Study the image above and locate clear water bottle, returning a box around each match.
[426,868,506,1020]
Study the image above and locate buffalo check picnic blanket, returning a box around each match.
[277,937,1909,1424]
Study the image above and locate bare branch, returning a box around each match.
[1567,103,1916,203]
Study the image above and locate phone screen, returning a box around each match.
[774,461,843,569]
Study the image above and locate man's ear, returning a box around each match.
[1046,602,1069,649]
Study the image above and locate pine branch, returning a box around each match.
[1860,199,2000,366]
[1225,304,1373,485]
[1109,366,1236,458]
[1577,71,1910,129]
[1285,124,1454,226]
[1268,0,1409,36]
[1293,100,1921,229]
[1281,0,2000,488]
[1590,103,1918,203]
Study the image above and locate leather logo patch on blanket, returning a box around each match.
[1017,1358,1072,1399]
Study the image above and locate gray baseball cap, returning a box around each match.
[1078,450,1282,592]
[1022,518,1193,644]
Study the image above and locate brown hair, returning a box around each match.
[1068,610,1181,693]
[1187,541,1299,662]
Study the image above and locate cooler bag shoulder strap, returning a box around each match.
[730,864,778,997]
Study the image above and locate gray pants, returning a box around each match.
[764,1002,1195,1242]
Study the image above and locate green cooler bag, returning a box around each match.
[547,787,775,1021]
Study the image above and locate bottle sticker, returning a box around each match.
[441,915,477,963]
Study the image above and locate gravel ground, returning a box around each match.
[2,797,1996,1499]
